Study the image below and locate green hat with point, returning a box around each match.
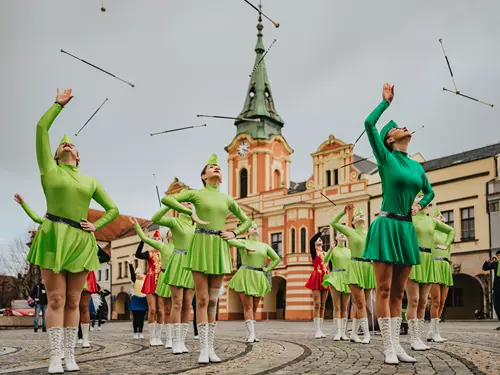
[380,120,398,150]
[59,134,74,146]
[206,154,219,166]
[433,207,442,218]
[416,190,424,197]
[353,207,363,217]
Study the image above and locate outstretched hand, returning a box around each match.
[55,88,74,107]
[221,231,236,240]
[382,83,394,104]
[128,216,138,225]
[81,219,96,232]
[411,203,422,216]
[14,194,23,205]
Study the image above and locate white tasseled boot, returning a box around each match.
[333,319,342,341]
[418,319,430,349]
[155,323,164,347]
[359,317,371,344]
[340,318,349,341]
[64,327,80,372]
[390,317,417,362]
[246,320,256,343]
[378,317,399,365]
[81,323,90,348]
[171,324,183,354]
[314,317,322,339]
[48,327,64,374]
[180,323,189,353]
[408,319,428,351]
[197,323,209,364]
[429,318,444,343]
[207,322,221,363]
[149,322,156,346]
[253,320,260,342]
[320,318,326,338]
[350,318,362,343]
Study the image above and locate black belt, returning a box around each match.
[195,228,221,236]
[173,249,187,255]
[240,265,264,272]
[45,213,82,230]
[379,211,412,222]
[434,256,450,262]
[419,247,432,253]
[351,257,372,263]
[331,268,347,272]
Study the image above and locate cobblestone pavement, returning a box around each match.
[1,320,499,374]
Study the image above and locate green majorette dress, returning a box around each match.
[160,155,252,275]
[134,223,174,298]
[430,209,456,286]
[226,238,281,297]
[409,207,455,284]
[331,209,376,289]
[322,244,351,294]
[361,100,434,264]
[151,204,196,290]
[27,104,119,273]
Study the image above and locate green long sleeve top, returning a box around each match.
[330,210,366,258]
[323,244,351,270]
[20,201,44,224]
[412,212,456,250]
[432,223,456,258]
[134,223,173,269]
[36,104,119,230]
[151,206,195,251]
[227,239,281,272]
[160,184,252,235]
[365,100,434,215]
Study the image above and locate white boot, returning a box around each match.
[197,323,209,364]
[314,317,322,339]
[246,320,256,343]
[390,317,416,363]
[333,319,342,341]
[320,318,326,338]
[429,318,444,343]
[378,317,399,365]
[418,319,430,349]
[340,318,349,341]
[64,327,80,372]
[208,322,221,363]
[180,323,189,353]
[408,319,428,351]
[81,323,91,348]
[435,319,447,341]
[133,332,139,339]
[149,322,156,346]
[48,328,64,374]
[253,320,260,342]
[156,323,164,346]
[171,324,183,354]
[350,318,362,343]
[359,317,371,344]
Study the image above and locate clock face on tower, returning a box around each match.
[237,141,249,157]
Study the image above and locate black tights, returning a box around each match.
[132,310,146,333]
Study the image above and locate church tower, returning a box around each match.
[225,4,293,198]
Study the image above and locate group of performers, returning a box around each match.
[21,83,457,372]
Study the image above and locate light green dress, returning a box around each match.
[227,239,281,297]
[27,104,119,273]
[152,206,195,289]
[431,226,456,286]
[161,184,252,275]
[322,244,351,294]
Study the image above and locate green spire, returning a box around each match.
[235,3,284,139]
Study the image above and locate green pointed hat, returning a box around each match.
[59,134,74,145]
[433,207,442,218]
[416,190,424,197]
[380,120,398,150]
[353,207,363,217]
[206,154,219,166]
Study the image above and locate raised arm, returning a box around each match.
[135,241,148,260]
[365,99,392,165]
[228,198,252,236]
[161,190,195,216]
[434,220,456,248]
[264,245,281,272]
[91,180,119,231]
[323,247,334,265]
[417,166,435,209]
[36,104,62,175]
[128,262,136,283]
[134,223,163,251]
[330,209,355,238]
[309,231,322,260]
[151,206,177,228]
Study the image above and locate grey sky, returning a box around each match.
[1,0,499,255]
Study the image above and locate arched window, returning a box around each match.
[240,168,248,198]
[300,228,307,253]
[291,228,296,253]
[274,169,281,189]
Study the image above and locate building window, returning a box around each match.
[326,170,332,187]
[300,228,307,253]
[489,201,499,212]
[98,270,102,281]
[291,228,296,253]
[124,263,129,278]
[134,259,139,271]
[118,262,122,279]
[442,210,454,228]
[271,233,283,257]
[105,269,109,281]
[144,261,148,274]
[274,170,281,189]
[333,169,339,185]
[326,169,339,187]
[461,207,475,241]
[318,226,330,251]
[240,169,248,198]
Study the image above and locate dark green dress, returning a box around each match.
[362,100,434,265]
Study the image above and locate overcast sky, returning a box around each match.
[1,0,499,257]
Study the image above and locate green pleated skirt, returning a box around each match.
[409,251,435,283]
[363,216,420,265]
[433,259,454,286]
[322,271,351,294]
[27,220,100,274]
[165,252,195,289]
[228,268,270,297]
[346,260,376,289]
[183,233,233,275]
[155,270,172,298]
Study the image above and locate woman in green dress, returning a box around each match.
[152,197,196,355]
[160,154,252,364]
[330,203,375,344]
[27,89,119,373]
[322,232,351,341]
[361,83,434,364]
[427,208,456,343]
[227,223,281,343]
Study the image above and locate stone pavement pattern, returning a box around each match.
[0,321,499,374]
